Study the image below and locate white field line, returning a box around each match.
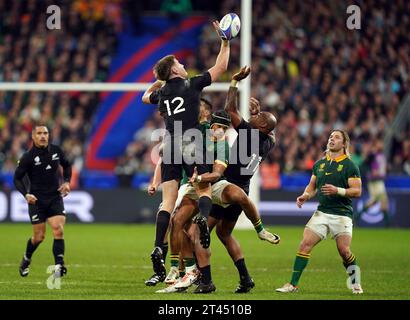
[0,263,407,274]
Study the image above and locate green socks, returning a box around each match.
[290,252,311,286]
[253,219,264,233]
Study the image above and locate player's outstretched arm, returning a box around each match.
[208,21,230,82]
[296,175,317,208]
[224,66,251,127]
[142,80,164,104]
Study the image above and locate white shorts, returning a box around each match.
[368,180,388,202]
[306,210,353,240]
[172,183,190,214]
[182,180,232,208]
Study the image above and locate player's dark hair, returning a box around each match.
[32,124,49,133]
[200,98,213,111]
[153,55,176,81]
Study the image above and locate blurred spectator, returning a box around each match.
[0,0,118,187]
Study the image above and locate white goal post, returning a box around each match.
[0,0,256,229]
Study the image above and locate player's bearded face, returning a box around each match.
[32,127,49,148]
[327,132,344,152]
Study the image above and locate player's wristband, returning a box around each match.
[337,187,347,197]
[303,192,311,199]
[230,80,238,87]
[196,175,202,183]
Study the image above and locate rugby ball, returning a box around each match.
[218,13,241,40]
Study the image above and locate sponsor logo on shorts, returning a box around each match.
[32,214,39,222]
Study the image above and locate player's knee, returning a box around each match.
[216,226,230,245]
[299,240,313,254]
[52,224,64,238]
[33,232,45,244]
[228,189,246,205]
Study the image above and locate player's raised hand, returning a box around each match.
[249,97,260,115]
[58,182,70,197]
[232,66,251,81]
[213,21,228,41]
[25,194,38,205]
[189,167,199,184]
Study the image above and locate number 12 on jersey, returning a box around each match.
[164,97,185,116]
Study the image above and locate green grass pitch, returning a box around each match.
[0,223,409,300]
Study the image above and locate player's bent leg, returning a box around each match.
[276,228,321,293]
[221,185,280,244]
[175,225,199,289]
[161,180,179,214]
[19,223,46,277]
[167,197,197,284]
[194,182,212,249]
[48,215,67,277]
[216,219,255,293]
[335,234,363,294]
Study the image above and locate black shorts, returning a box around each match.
[161,137,210,182]
[28,195,66,225]
[161,161,209,183]
[209,184,249,222]
[210,203,242,222]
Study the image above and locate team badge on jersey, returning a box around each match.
[337,164,344,172]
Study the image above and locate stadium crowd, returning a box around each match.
[1,0,409,189]
[0,0,119,187]
[127,0,410,187]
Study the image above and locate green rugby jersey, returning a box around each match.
[200,121,229,179]
[312,154,361,218]
[180,169,189,186]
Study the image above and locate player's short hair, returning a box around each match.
[200,97,213,111]
[153,55,176,81]
[32,124,49,133]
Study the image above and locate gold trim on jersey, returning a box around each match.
[326,153,348,163]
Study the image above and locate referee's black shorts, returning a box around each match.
[28,194,66,225]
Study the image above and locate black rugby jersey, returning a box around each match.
[150,72,212,135]
[224,119,275,192]
[14,144,72,197]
